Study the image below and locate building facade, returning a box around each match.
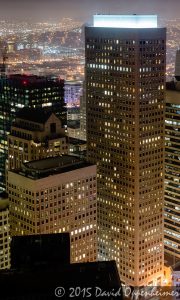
[172,264,180,300]
[64,80,82,107]
[8,107,68,171]
[175,50,180,80]
[80,81,87,141]
[8,155,97,263]
[67,120,81,139]
[0,74,66,191]
[67,107,80,121]
[85,15,166,286]
[0,195,10,270]
[164,85,180,262]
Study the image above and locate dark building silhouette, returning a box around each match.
[175,49,180,81]
[10,233,70,270]
[0,233,123,300]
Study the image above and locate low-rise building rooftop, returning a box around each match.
[11,155,94,180]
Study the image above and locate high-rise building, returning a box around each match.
[80,81,87,141]
[64,80,82,107]
[164,82,180,262]
[8,107,68,171]
[0,194,10,270]
[0,74,66,191]
[85,15,166,286]
[175,49,180,80]
[8,155,97,263]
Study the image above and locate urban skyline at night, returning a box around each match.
[0,0,180,21]
[0,1,179,299]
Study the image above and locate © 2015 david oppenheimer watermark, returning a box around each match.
[55,287,123,298]
[54,286,179,298]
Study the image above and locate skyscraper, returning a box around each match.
[80,81,87,141]
[164,82,180,262]
[175,49,180,80]
[64,80,82,107]
[85,15,166,287]
[0,74,66,191]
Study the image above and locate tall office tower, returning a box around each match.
[164,84,180,262]
[0,194,10,270]
[0,74,66,191]
[8,107,68,171]
[86,15,166,287]
[80,81,87,141]
[175,50,180,80]
[8,155,97,263]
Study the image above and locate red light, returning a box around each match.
[23,80,27,85]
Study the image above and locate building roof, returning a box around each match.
[93,15,158,28]
[65,80,82,86]
[11,155,95,180]
[16,107,55,124]
[69,137,87,145]
[24,155,83,171]
[6,74,64,88]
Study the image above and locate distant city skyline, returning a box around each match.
[0,0,180,22]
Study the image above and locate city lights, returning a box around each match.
[0,1,180,298]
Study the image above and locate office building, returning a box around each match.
[80,81,87,141]
[69,137,87,157]
[175,50,180,80]
[67,107,80,120]
[0,194,10,270]
[164,82,180,262]
[67,120,81,139]
[86,15,166,286]
[64,80,82,107]
[8,155,97,263]
[8,107,68,171]
[0,74,66,191]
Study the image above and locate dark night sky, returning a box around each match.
[0,0,179,21]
